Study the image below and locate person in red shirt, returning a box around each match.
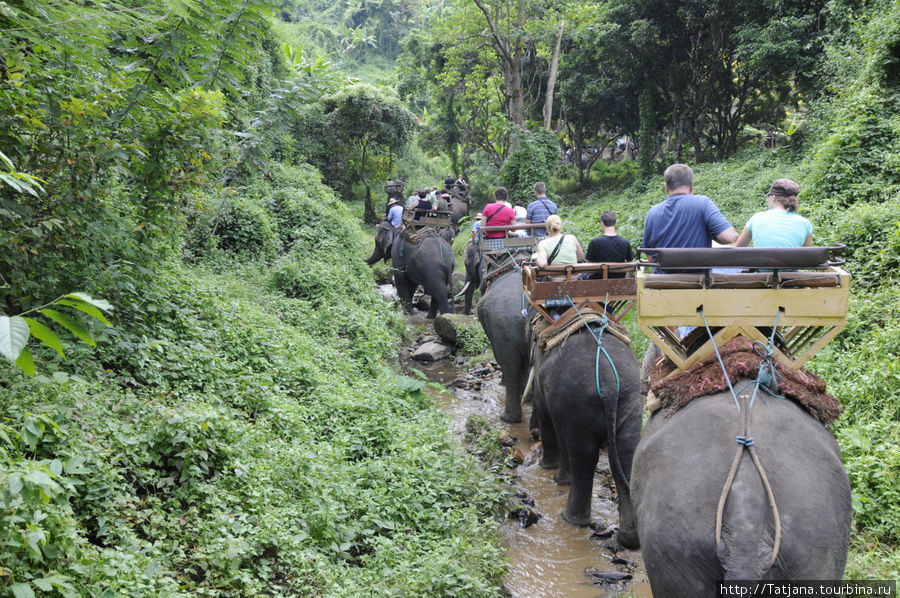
[481,186,516,239]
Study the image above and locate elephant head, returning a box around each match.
[365,220,396,265]
[456,242,483,315]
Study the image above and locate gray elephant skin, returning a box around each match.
[365,220,455,318]
[532,328,642,547]
[476,270,529,423]
[460,242,483,315]
[364,220,395,265]
[631,384,851,597]
[450,196,469,230]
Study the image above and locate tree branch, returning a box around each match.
[471,0,512,65]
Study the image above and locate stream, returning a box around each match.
[389,287,653,597]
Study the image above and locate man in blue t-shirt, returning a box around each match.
[526,181,558,237]
[386,197,403,228]
[643,163,737,272]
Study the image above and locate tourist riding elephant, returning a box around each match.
[456,243,483,315]
[531,327,642,547]
[631,382,851,596]
[391,231,455,319]
[476,270,530,423]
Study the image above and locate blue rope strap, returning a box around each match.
[505,247,525,269]
[567,294,620,397]
[698,308,741,412]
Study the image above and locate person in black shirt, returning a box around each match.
[411,190,432,220]
[585,210,633,278]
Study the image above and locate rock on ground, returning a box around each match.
[433,313,479,345]
[410,341,453,362]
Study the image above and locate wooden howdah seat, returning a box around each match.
[522,261,639,326]
[636,246,850,375]
[478,224,541,287]
[402,209,453,234]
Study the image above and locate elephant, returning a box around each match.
[476,270,530,423]
[531,327,642,547]
[364,220,456,318]
[449,195,470,231]
[456,242,483,315]
[631,383,851,597]
[391,231,455,319]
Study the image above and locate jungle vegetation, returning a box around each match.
[0,0,897,595]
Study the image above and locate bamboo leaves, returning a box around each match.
[1,294,113,377]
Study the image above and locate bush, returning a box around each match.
[187,194,279,260]
[499,127,560,204]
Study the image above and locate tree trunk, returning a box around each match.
[363,184,377,224]
[543,20,565,130]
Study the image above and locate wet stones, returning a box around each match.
[453,360,500,390]
[585,568,633,587]
[509,505,541,528]
[509,492,541,528]
[410,341,453,362]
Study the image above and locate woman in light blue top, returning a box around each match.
[736,178,812,248]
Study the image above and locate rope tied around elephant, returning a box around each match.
[702,309,785,572]
[568,294,621,398]
[398,227,447,268]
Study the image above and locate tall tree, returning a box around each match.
[322,84,417,223]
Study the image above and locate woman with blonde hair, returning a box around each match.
[534,214,585,267]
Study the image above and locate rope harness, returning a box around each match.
[567,293,628,497]
[700,308,784,571]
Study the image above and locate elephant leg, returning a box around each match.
[559,428,601,526]
[612,387,643,548]
[535,384,560,469]
[394,272,415,312]
[553,435,573,486]
[499,370,524,424]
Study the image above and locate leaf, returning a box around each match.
[38,309,95,347]
[11,582,35,598]
[56,300,111,326]
[16,348,35,377]
[32,579,52,592]
[23,317,65,358]
[0,315,30,362]
[62,293,113,312]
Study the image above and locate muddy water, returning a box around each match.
[407,351,653,598]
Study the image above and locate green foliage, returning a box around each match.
[1,294,112,378]
[457,323,490,357]
[499,128,560,204]
[188,195,280,260]
[320,83,418,222]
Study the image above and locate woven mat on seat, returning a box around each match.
[537,307,630,353]
[401,227,440,245]
[649,336,842,425]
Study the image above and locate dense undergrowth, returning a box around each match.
[1,166,510,596]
